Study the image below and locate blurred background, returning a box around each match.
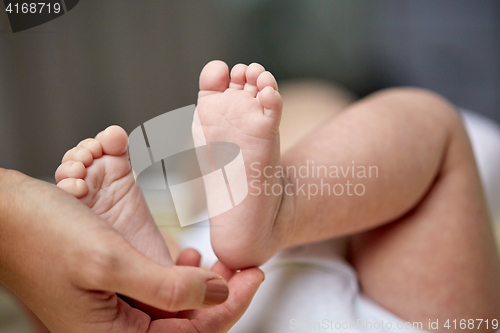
[1,0,499,178]
[1,0,499,331]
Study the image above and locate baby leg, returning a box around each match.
[275,88,500,330]
[348,93,500,329]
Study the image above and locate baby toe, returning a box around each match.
[244,63,266,96]
[199,60,230,95]
[229,63,248,90]
[78,138,103,159]
[257,71,278,91]
[97,125,129,156]
[57,178,89,198]
[62,147,94,167]
[258,86,283,119]
[55,161,86,183]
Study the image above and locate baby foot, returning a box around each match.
[196,61,284,269]
[55,125,174,267]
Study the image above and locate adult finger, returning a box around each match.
[77,239,229,312]
[210,260,237,282]
[176,248,202,267]
[191,266,265,333]
[174,248,203,320]
[174,261,239,321]
[148,267,265,333]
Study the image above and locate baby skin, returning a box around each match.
[57,60,500,331]
[196,61,285,268]
[55,61,285,271]
[55,126,177,319]
[56,126,173,267]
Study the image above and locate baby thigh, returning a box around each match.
[349,105,500,332]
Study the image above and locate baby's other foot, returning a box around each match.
[55,125,173,267]
[197,61,284,269]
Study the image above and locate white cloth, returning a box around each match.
[461,110,500,223]
[230,240,426,333]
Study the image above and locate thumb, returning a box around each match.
[91,242,229,312]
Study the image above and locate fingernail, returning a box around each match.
[204,278,229,306]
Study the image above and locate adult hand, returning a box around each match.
[154,249,265,332]
[0,169,264,332]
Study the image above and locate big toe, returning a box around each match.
[96,125,129,156]
[199,60,230,94]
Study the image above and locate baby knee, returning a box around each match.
[373,87,465,133]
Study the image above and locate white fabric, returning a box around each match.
[461,110,500,223]
[230,240,426,333]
